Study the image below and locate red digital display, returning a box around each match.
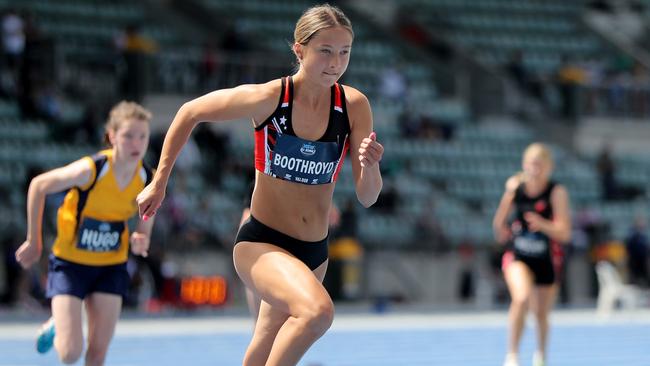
[180,276,227,306]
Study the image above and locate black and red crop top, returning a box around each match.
[254,76,351,185]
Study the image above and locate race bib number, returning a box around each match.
[270,134,340,185]
[77,218,125,252]
[514,232,548,257]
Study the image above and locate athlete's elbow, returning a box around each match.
[359,185,382,208]
[357,191,379,208]
[29,175,48,195]
[558,230,572,244]
[358,198,376,208]
[177,102,201,127]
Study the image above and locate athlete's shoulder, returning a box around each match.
[550,182,569,197]
[340,84,369,108]
[89,150,110,171]
[79,149,110,172]
[241,78,282,98]
[240,79,283,124]
[69,151,108,191]
[92,149,111,160]
[505,174,522,192]
[340,84,371,127]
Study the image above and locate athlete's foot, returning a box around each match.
[503,353,520,366]
[532,351,545,366]
[36,317,55,354]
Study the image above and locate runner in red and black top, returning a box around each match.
[493,143,571,366]
[136,5,383,366]
[255,76,350,186]
[506,180,564,285]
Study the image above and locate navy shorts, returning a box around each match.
[46,255,130,300]
[235,215,328,270]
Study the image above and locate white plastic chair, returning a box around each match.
[595,261,639,316]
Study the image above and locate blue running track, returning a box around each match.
[1,310,648,365]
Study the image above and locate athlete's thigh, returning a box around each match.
[234,242,329,314]
[250,259,330,340]
[504,261,535,301]
[51,295,84,346]
[84,292,122,349]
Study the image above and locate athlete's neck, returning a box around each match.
[291,72,332,108]
[523,178,548,196]
[112,149,139,175]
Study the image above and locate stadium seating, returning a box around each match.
[400,0,608,74]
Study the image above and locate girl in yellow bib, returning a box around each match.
[15,101,155,366]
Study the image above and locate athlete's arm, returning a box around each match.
[346,87,383,208]
[130,216,155,257]
[493,175,519,244]
[524,184,572,243]
[15,158,93,268]
[137,81,279,218]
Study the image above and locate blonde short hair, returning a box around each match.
[104,101,152,146]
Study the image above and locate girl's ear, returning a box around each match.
[107,129,116,146]
[293,43,303,62]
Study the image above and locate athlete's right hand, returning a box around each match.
[136,182,166,220]
[15,240,42,269]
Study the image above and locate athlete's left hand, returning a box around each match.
[130,232,150,257]
[358,132,383,168]
[524,212,546,232]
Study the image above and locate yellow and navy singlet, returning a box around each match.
[254,76,351,185]
[52,149,153,266]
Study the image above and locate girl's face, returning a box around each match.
[522,151,552,182]
[295,26,352,87]
[109,118,150,162]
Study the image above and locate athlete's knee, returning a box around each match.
[300,296,334,335]
[533,308,549,323]
[510,294,530,310]
[85,336,112,366]
[57,343,83,364]
[84,347,108,366]
[311,298,335,328]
